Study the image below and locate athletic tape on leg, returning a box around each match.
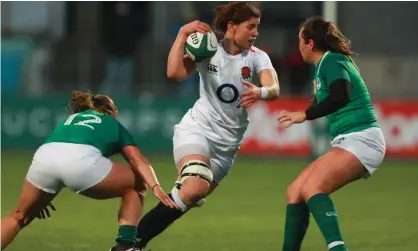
[171,187,188,212]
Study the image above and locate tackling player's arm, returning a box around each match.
[304,60,351,120]
[258,69,280,101]
[167,21,211,81]
[278,59,352,127]
[119,123,179,209]
[122,145,159,188]
[304,79,350,120]
[118,123,161,188]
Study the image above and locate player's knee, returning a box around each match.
[179,160,212,197]
[174,160,213,206]
[286,184,304,204]
[300,182,326,202]
[180,178,210,204]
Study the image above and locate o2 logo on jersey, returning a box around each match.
[216,83,239,104]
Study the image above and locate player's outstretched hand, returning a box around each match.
[36,202,56,219]
[277,111,307,128]
[240,81,261,108]
[152,185,180,210]
[180,20,212,37]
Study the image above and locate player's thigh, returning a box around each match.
[301,147,365,201]
[80,161,145,200]
[208,142,240,185]
[11,179,57,225]
[174,126,211,181]
[173,126,211,168]
[302,127,386,200]
[286,157,321,204]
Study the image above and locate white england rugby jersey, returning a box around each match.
[187,42,274,145]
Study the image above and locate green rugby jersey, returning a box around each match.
[313,51,379,138]
[45,110,135,157]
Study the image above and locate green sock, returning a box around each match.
[116,225,137,245]
[307,193,347,251]
[282,203,310,251]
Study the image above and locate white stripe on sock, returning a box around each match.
[171,187,188,212]
[328,241,345,249]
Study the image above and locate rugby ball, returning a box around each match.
[185,31,218,62]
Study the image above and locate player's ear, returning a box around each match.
[113,109,118,119]
[227,21,236,34]
[308,39,315,51]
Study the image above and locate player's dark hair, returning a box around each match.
[300,16,356,58]
[70,91,117,117]
[213,2,260,36]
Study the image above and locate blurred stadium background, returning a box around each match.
[2,2,418,251]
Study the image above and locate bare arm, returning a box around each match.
[166,32,197,81]
[258,69,280,101]
[166,20,212,81]
[122,145,160,188]
[122,145,179,209]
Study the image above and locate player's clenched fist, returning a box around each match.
[180,20,212,37]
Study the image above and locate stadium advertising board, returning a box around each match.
[240,98,418,158]
[2,96,417,158]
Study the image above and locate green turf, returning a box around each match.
[1,151,417,251]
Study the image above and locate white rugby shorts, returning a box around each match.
[331,127,386,177]
[26,142,112,194]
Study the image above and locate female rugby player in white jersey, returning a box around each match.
[135,2,280,249]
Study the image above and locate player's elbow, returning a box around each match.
[340,96,350,107]
[166,67,175,79]
[332,95,349,110]
[273,84,280,99]
[265,84,280,100]
[337,91,350,107]
[166,71,179,81]
[166,68,185,81]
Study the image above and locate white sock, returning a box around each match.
[171,187,188,212]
